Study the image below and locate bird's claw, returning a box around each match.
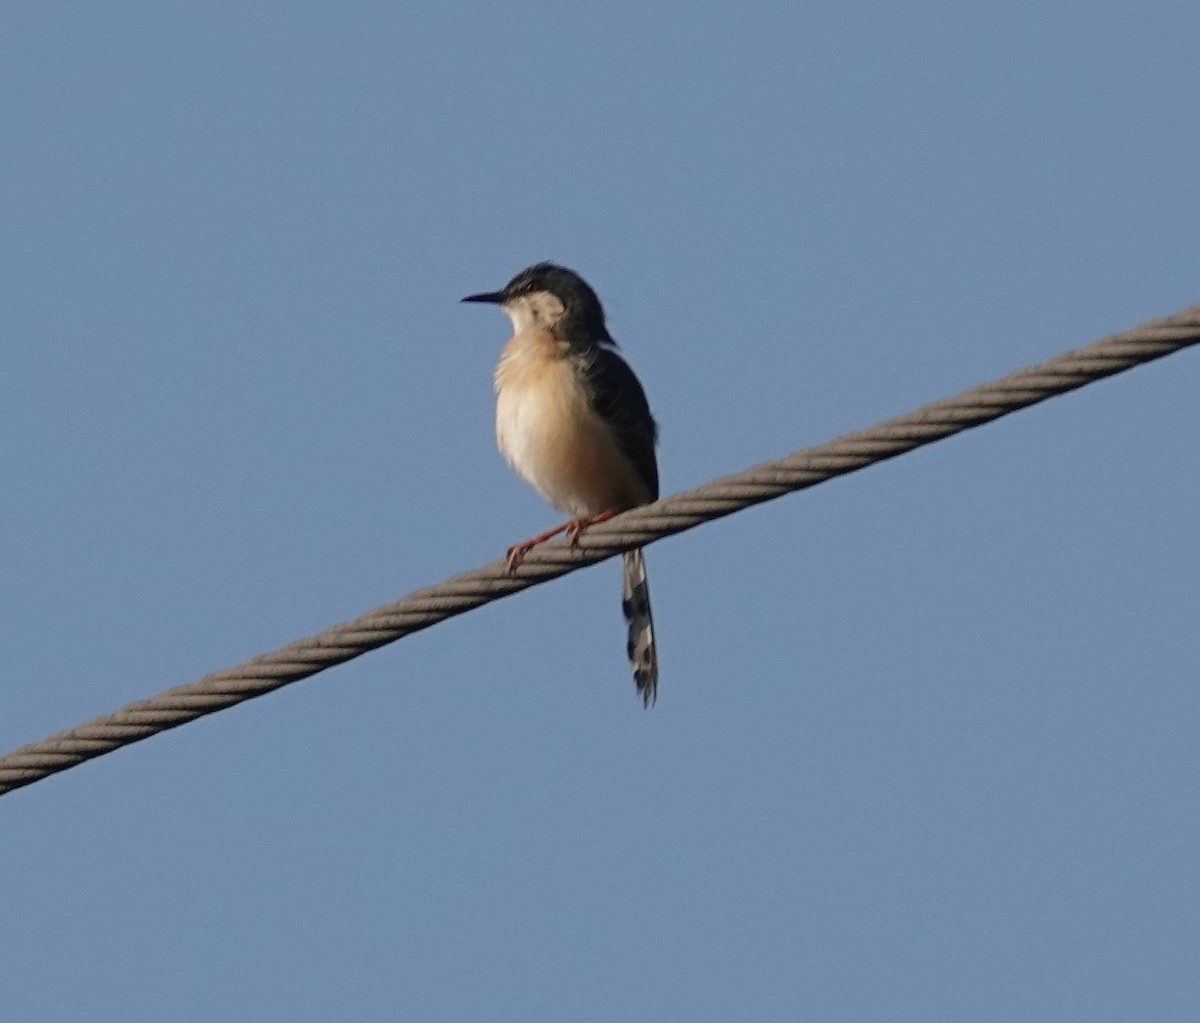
[505,543,533,573]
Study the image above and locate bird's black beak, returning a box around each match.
[461,290,504,304]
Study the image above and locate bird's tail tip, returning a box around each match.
[621,548,658,708]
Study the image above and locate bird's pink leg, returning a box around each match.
[505,509,619,572]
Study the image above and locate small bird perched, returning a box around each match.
[463,262,660,706]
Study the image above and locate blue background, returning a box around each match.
[3,3,1198,1019]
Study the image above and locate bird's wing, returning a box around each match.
[579,345,659,502]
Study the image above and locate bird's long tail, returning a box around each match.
[621,548,658,707]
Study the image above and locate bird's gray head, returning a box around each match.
[462,262,612,344]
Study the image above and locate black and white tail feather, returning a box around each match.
[621,548,657,707]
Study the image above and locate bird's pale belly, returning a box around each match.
[495,353,649,519]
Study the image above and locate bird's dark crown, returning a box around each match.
[501,262,611,344]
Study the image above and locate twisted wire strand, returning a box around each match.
[2,305,1197,797]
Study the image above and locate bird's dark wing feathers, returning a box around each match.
[579,344,659,501]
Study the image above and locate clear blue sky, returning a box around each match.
[3,3,1198,1020]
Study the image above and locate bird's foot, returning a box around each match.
[504,539,538,572]
[565,509,616,546]
[505,510,619,572]
[505,521,572,572]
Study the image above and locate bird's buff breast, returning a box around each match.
[494,336,648,518]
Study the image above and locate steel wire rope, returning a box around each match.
[1,303,1197,796]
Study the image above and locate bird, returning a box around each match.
[462,262,660,707]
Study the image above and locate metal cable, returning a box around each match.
[2,304,1198,797]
